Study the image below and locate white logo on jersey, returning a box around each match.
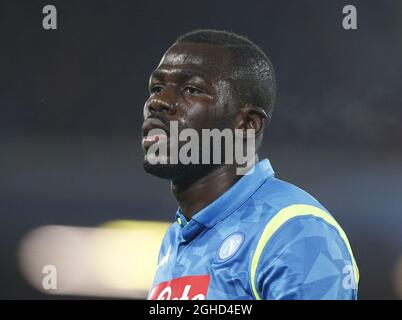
[157,245,171,269]
[217,232,244,261]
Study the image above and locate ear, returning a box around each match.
[234,104,269,136]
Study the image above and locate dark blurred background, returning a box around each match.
[0,0,401,299]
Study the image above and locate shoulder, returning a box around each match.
[162,220,180,242]
[254,177,324,211]
[239,176,328,228]
[250,177,353,261]
[246,178,359,299]
[252,214,359,299]
[157,221,180,255]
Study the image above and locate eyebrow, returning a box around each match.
[150,68,208,82]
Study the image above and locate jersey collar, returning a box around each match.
[175,159,275,242]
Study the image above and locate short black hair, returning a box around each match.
[176,29,276,119]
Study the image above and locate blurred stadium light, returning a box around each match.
[18,220,169,299]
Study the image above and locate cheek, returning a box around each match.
[179,101,216,131]
[214,80,235,124]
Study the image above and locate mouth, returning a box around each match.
[142,119,170,149]
[142,134,168,149]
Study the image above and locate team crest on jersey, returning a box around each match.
[148,275,210,300]
[216,232,245,262]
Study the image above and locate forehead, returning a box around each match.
[154,43,232,78]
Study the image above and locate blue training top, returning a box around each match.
[148,159,359,300]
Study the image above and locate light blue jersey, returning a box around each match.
[148,159,359,300]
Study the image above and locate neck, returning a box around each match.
[171,156,258,220]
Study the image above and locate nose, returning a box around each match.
[145,89,177,116]
[147,99,172,114]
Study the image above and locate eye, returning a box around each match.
[151,84,164,94]
[183,86,203,95]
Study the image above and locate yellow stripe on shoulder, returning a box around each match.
[250,204,359,300]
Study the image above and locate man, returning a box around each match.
[142,29,359,300]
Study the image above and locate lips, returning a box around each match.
[142,134,168,148]
[142,119,170,149]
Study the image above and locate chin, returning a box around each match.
[143,157,215,182]
[143,158,183,180]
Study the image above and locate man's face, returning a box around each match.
[142,43,237,180]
